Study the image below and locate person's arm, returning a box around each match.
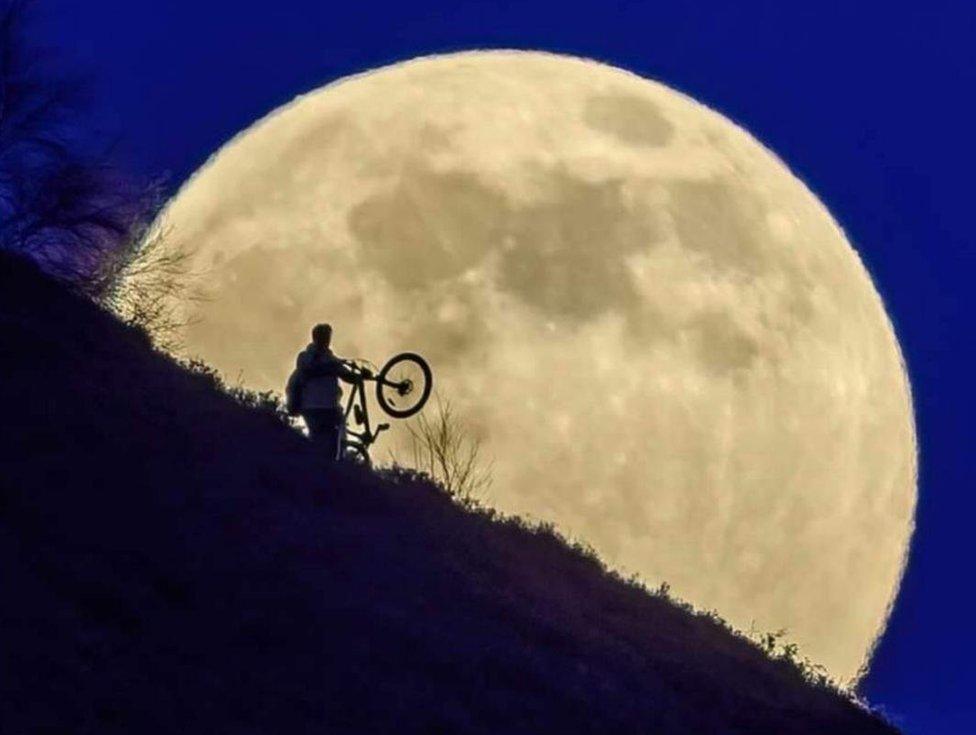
[305,355,362,383]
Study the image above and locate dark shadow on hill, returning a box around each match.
[0,252,898,733]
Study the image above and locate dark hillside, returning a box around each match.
[0,252,897,734]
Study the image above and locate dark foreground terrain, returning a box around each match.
[0,253,897,734]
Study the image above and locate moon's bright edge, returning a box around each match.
[148,50,917,682]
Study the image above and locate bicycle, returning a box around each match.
[339,352,433,465]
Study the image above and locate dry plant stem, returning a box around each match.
[404,396,493,504]
[100,227,198,352]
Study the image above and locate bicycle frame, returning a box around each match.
[339,367,390,461]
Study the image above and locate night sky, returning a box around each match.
[37,2,974,731]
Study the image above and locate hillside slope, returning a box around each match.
[0,253,897,734]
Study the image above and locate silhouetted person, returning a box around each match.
[286,323,364,461]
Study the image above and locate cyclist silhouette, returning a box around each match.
[286,323,368,461]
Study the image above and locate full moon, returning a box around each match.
[149,51,916,682]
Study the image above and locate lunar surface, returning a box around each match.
[147,51,916,682]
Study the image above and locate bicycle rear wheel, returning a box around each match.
[376,352,432,418]
[342,442,372,467]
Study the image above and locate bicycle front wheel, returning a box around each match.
[376,352,432,418]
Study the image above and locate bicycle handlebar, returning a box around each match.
[343,358,402,388]
[341,359,374,378]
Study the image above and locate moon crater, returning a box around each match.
[584,92,675,147]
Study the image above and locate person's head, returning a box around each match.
[311,323,333,349]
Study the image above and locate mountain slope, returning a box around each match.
[0,253,897,734]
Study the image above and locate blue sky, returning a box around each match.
[38,1,975,731]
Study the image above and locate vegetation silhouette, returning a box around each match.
[101,226,196,353]
[0,0,151,293]
[0,250,899,733]
[391,395,493,504]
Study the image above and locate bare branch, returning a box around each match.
[0,0,150,294]
[396,396,493,504]
[99,224,199,352]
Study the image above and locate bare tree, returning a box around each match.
[0,0,147,294]
[398,396,493,504]
[99,225,197,352]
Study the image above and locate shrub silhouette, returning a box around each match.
[0,1,148,293]
[99,226,197,352]
[181,357,295,428]
[393,395,493,504]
